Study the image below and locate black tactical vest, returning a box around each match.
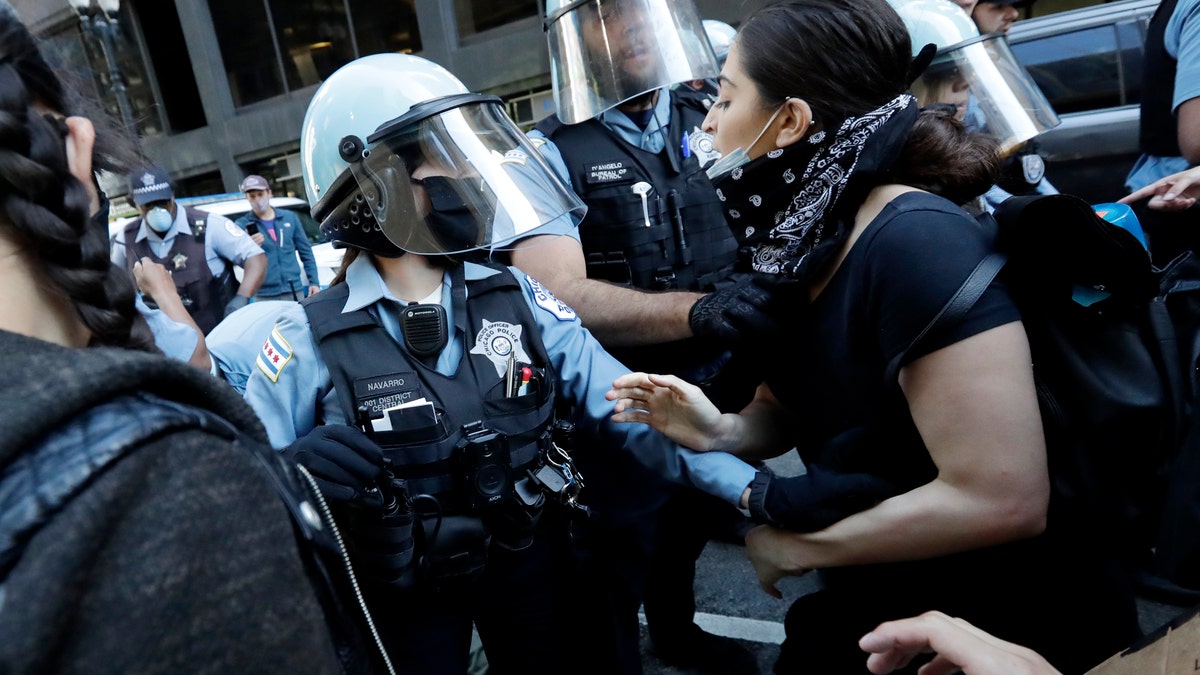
[124,206,236,334]
[535,89,737,293]
[301,264,556,513]
[1140,0,1184,157]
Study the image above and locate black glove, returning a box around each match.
[282,425,387,506]
[688,273,797,344]
[747,466,901,533]
[224,294,250,317]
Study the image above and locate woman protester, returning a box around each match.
[607,1,1140,672]
[0,9,366,673]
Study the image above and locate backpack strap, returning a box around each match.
[885,252,1007,384]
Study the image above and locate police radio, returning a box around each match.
[456,421,513,513]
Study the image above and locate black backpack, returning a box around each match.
[902,193,1200,603]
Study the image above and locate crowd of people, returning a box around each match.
[2,0,1197,673]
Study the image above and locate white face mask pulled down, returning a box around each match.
[704,100,789,181]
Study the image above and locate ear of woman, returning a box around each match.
[63,116,100,216]
[772,97,814,149]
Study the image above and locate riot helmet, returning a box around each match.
[703,20,737,68]
[300,53,585,257]
[543,0,719,124]
[889,0,1058,155]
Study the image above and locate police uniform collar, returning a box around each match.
[599,87,672,148]
[341,253,454,315]
[134,207,190,243]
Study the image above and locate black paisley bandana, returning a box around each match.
[713,94,919,279]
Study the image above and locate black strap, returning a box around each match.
[885,252,1007,384]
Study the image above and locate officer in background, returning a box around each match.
[512,1,764,672]
[235,174,321,301]
[237,53,757,675]
[112,164,265,333]
[680,20,738,99]
[891,0,1060,213]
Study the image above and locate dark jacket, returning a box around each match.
[236,207,320,297]
[0,330,343,674]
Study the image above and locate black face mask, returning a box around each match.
[418,175,485,253]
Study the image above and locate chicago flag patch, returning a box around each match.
[256,325,294,382]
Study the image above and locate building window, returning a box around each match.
[349,0,422,56]
[269,0,357,91]
[209,0,286,106]
[455,0,538,37]
[505,88,556,130]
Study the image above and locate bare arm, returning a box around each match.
[1178,97,1200,165]
[746,322,1049,594]
[509,234,701,347]
[237,253,267,298]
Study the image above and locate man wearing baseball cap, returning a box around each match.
[112,164,266,334]
[234,175,320,301]
[971,0,1035,35]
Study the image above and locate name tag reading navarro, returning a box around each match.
[354,372,421,418]
[585,160,631,185]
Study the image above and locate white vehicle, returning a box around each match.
[108,193,344,288]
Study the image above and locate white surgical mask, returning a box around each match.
[145,206,173,233]
[705,100,789,181]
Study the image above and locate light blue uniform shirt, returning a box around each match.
[240,254,755,505]
[207,300,297,394]
[134,294,198,363]
[1127,0,1200,192]
[110,206,264,274]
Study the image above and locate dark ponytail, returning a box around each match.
[737,0,999,202]
[0,8,155,351]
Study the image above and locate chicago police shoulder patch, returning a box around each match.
[255,325,294,383]
[526,274,576,321]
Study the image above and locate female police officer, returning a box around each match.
[238,53,756,675]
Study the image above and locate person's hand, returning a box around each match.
[747,467,900,532]
[607,372,725,451]
[307,285,321,298]
[282,425,387,506]
[224,294,250,317]
[132,257,175,298]
[1119,166,1200,212]
[745,524,809,599]
[249,232,266,246]
[859,611,1062,675]
[688,273,799,345]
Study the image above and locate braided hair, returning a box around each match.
[0,8,155,351]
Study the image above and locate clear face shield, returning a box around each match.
[911,35,1059,155]
[339,95,585,256]
[545,0,719,124]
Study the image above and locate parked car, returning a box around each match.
[1007,0,1159,205]
[108,193,343,288]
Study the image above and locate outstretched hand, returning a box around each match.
[606,372,725,451]
[1119,166,1200,212]
[859,611,1062,675]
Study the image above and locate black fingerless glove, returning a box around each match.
[282,425,387,507]
[747,466,902,532]
[688,273,797,345]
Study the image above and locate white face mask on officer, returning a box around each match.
[145,206,173,233]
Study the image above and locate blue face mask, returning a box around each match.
[145,206,173,233]
[705,101,789,181]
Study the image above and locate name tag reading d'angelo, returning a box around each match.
[585,160,632,185]
[353,372,421,416]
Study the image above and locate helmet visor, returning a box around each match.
[547,0,718,124]
[348,100,585,255]
[912,35,1059,155]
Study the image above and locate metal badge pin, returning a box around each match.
[631,181,653,228]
